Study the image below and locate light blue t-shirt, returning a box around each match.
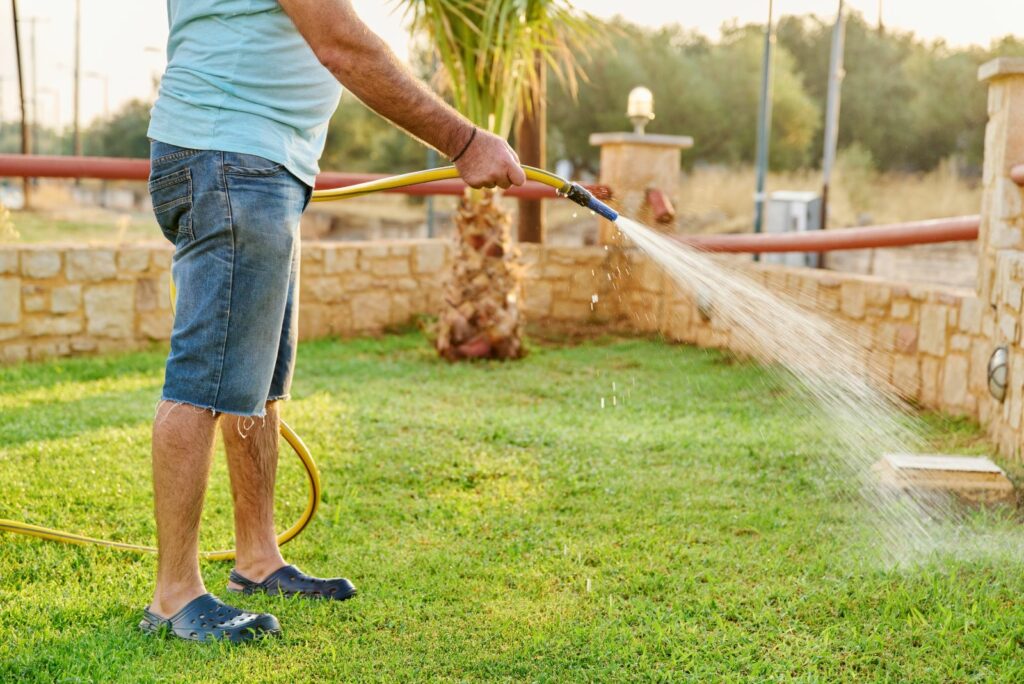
[148,0,342,186]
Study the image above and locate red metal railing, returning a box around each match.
[0,154,981,253]
[677,216,980,253]
[0,153,610,201]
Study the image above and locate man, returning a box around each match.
[140,0,526,642]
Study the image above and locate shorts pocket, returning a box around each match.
[149,168,193,244]
[223,152,288,177]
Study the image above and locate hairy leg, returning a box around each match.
[149,401,219,618]
[222,401,287,586]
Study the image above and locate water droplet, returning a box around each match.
[591,294,600,304]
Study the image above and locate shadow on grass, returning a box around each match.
[0,386,159,448]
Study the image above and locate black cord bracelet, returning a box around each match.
[450,127,477,164]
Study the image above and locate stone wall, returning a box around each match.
[0,240,626,365]
[0,243,174,363]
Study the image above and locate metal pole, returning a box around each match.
[753,0,775,248]
[11,0,30,207]
[425,147,437,238]
[28,16,38,158]
[73,0,82,159]
[820,0,846,232]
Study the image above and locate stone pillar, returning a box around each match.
[978,58,1024,456]
[589,132,693,246]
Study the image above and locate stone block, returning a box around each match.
[324,247,357,274]
[350,291,391,330]
[633,260,665,293]
[51,284,82,314]
[892,356,921,398]
[1,343,29,363]
[25,315,83,337]
[70,339,98,353]
[390,293,413,323]
[921,356,941,407]
[875,322,897,352]
[67,249,117,282]
[134,279,160,312]
[413,242,447,275]
[0,277,20,325]
[21,250,61,279]
[303,276,343,304]
[84,283,134,338]
[118,248,152,273]
[522,281,553,316]
[840,282,866,319]
[151,249,172,271]
[359,245,390,260]
[942,355,970,408]
[22,285,46,313]
[949,333,973,353]
[369,258,410,277]
[918,304,948,356]
[891,300,912,319]
[894,324,918,354]
[139,311,172,340]
[551,300,587,321]
[817,286,840,312]
[958,298,983,334]
[0,250,17,274]
[865,283,892,309]
[998,310,1019,344]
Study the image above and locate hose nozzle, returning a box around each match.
[564,183,619,222]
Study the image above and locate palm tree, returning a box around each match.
[398,0,598,361]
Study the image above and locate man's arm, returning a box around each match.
[278,0,527,190]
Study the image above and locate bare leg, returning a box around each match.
[149,401,219,618]
[222,401,287,587]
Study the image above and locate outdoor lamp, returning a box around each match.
[988,346,1009,402]
[628,86,655,134]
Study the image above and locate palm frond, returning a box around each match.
[392,0,604,137]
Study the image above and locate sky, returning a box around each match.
[1,0,1023,132]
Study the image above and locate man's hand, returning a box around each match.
[454,128,528,190]
[278,0,526,190]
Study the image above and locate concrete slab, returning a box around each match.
[872,453,1017,507]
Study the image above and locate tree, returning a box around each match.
[547,18,819,172]
[83,100,152,158]
[397,0,597,361]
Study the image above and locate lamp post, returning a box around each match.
[627,87,654,135]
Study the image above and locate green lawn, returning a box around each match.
[1,334,1022,682]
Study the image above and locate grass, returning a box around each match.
[1,333,1023,682]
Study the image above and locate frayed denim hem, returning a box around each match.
[266,394,290,403]
[156,396,268,419]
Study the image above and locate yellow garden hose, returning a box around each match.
[0,164,616,558]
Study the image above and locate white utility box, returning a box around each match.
[763,191,822,268]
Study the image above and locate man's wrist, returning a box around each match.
[443,121,476,160]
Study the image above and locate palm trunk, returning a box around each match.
[436,189,524,361]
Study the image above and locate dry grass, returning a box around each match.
[677,160,982,234]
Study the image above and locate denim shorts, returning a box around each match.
[148,140,311,417]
